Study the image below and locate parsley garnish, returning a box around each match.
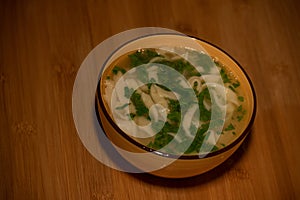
[229,85,236,92]
[237,115,243,121]
[233,81,240,88]
[220,68,230,83]
[124,87,134,98]
[115,103,129,110]
[238,96,244,102]
[225,123,235,131]
[112,66,126,75]
[198,87,211,122]
[128,49,160,67]
[130,92,149,117]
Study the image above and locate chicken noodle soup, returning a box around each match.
[100,48,247,155]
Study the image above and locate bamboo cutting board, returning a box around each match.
[0,0,299,199]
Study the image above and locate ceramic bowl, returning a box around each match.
[95,34,256,178]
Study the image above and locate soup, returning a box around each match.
[99,48,248,155]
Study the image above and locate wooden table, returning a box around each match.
[1,0,299,199]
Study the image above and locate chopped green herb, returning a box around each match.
[161,122,179,133]
[155,58,200,77]
[233,81,240,88]
[212,145,219,151]
[148,130,174,150]
[124,87,134,98]
[156,84,171,91]
[130,92,149,117]
[237,105,243,112]
[200,143,219,152]
[112,66,126,75]
[185,123,209,154]
[198,87,212,122]
[129,113,136,119]
[136,66,149,83]
[168,99,181,113]
[115,103,129,110]
[220,68,230,83]
[147,83,152,90]
[148,141,154,148]
[128,49,160,67]
[237,105,246,115]
[225,123,235,131]
[232,131,236,135]
[167,111,181,123]
[106,76,110,80]
[238,96,244,102]
[214,60,222,67]
[165,98,182,124]
[237,115,243,121]
[229,85,236,92]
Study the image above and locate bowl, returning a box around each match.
[95,34,256,178]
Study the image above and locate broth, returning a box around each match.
[99,48,249,155]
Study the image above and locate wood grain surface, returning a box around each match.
[1,0,300,199]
